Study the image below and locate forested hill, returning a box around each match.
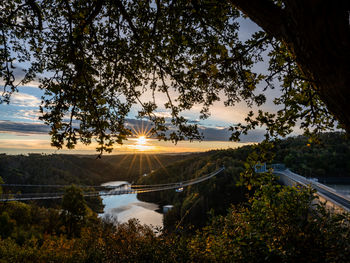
[137,147,252,231]
[273,132,350,180]
[0,133,349,262]
[0,153,201,186]
[1,132,347,187]
[137,132,350,231]
[101,153,208,182]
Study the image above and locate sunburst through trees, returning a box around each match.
[119,120,169,178]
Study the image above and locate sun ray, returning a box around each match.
[139,153,143,176]
[141,119,144,135]
[152,154,169,175]
[131,126,140,137]
[117,154,131,167]
[144,126,153,137]
[127,119,157,152]
[127,154,138,177]
[145,154,153,174]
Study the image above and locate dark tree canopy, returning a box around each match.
[61,185,87,237]
[1,0,349,153]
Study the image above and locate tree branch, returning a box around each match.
[115,0,138,36]
[84,0,105,28]
[26,0,43,30]
[229,0,286,39]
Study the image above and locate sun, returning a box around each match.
[128,120,155,151]
[136,135,147,145]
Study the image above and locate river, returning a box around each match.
[99,181,163,228]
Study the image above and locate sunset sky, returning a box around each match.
[0,18,287,155]
[0,85,265,155]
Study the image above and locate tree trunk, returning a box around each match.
[284,1,350,132]
[232,0,350,132]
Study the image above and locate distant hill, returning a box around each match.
[101,152,209,182]
[0,133,349,261]
[273,132,350,180]
[137,147,252,231]
[0,153,202,187]
[137,132,350,231]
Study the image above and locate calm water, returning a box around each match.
[99,181,163,228]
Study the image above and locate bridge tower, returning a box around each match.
[254,163,267,173]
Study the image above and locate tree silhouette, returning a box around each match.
[61,185,87,237]
[1,0,349,153]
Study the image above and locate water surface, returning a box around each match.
[100,181,163,228]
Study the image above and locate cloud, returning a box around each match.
[125,118,265,142]
[153,112,202,125]
[0,121,49,134]
[14,109,41,121]
[199,126,265,143]
[0,65,41,87]
[187,119,200,124]
[0,117,266,143]
[10,93,41,107]
[0,138,51,149]
[153,111,172,118]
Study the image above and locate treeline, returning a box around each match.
[0,154,115,186]
[0,133,349,262]
[137,148,252,231]
[1,163,349,262]
[102,153,206,182]
[0,153,197,186]
[0,186,98,244]
[0,153,198,209]
[273,132,350,179]
[138,132,350,232]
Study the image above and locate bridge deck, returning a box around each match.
[0,167,225,202]
[274,169,350,213]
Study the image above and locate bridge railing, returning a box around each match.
[0,167,225,202]
[274,169,350,213]
[270,163,286,171]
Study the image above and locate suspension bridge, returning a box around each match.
[0,167,225,202]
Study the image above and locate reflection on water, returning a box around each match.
[100,181,163,228]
